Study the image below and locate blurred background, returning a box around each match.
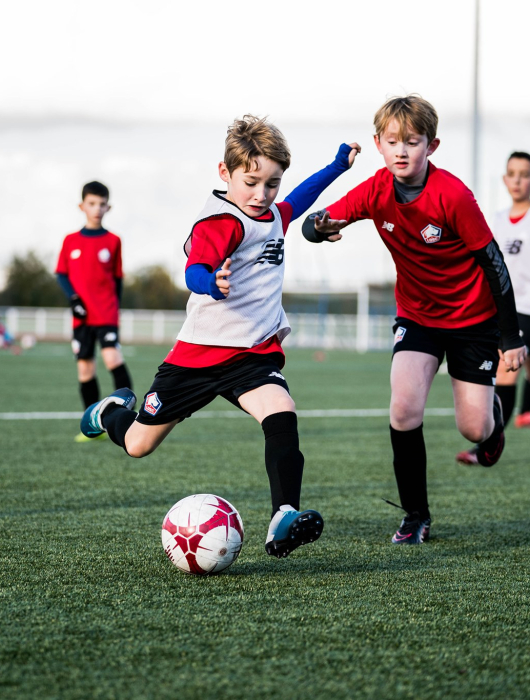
[1,0,529,348]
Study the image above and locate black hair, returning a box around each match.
[508,151,530,164]
[82,181,109,200]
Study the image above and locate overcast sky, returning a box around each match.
[2,0,529,125]
[1,0,530,291]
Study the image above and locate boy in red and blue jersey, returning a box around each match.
[303,95,527,544]
[80,115,359,559]
[56,181,133,442]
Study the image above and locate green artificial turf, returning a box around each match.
[1,344,530,699]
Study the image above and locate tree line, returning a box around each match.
[0,252,189,310]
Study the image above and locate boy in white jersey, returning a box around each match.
[80,115,360,559]
[472,152,530,431]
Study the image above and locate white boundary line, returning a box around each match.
[0,408,455,420]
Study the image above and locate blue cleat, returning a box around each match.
[265,505,324,558]
[80,388,137,438]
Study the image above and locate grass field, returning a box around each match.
[2,343,530,700]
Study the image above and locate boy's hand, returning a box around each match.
[499,345,527,372]
[70,294,87,320]
[346,142,361,168]
[314,211,349,242]
[215,258,232,297]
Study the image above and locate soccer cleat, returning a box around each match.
[514,411,530,429]
[74,431,107,443]
[80,387,136,438]
[392,512,431,545]
[265,505,324,558]
[456,394,505,467]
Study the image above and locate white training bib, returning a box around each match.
[178,191,291,348]
[494,208,530,315]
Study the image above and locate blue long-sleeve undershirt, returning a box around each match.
[185,143,353,298]
[185,264,226,301]
[284,143,353,221]
[56,273,122,302]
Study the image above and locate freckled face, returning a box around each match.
[374,118,440,186]
[219,156,284,217]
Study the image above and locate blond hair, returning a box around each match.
[224,115,291,174]
[374,95,438,144]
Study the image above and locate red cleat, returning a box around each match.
[514,411,530,429]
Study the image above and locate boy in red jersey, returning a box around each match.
[302,95,527,544]
[56,181,133,442]
[80,115,360,559]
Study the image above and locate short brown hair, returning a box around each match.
[374,95,438,144]
[82,181,109,200]
[224,115,291,174]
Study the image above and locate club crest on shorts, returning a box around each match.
[394,326,407,344]
[144,392,162,416]
[420,224,442,244]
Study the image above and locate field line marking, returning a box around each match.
[0,408,455,420]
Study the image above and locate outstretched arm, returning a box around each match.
[284,142,360,221]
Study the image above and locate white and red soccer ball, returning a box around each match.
[161,494,244,575]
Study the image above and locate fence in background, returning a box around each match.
[2,307,396,352]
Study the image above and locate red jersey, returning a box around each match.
[56,230,123,328]
[165,201,292,368]
[326,164,496,328]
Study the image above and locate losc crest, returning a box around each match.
[420,224,442,244]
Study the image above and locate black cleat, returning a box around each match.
[392,512,431,545]
[265,508,324,558]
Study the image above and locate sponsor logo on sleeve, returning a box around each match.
[144,392,162,415]
[420,224,442,244]
[394,327,407,344]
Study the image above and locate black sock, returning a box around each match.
[262,411,304,517]
[102,404,136,451]
[520,380,530,414]
[390,424,429,519]
[80,377,99,409]
[111,364,133,391]
[481,395,505,449]
[495,385,517,426]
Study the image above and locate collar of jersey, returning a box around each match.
[391,161,434,207]
[212,190,275,222]
[80,227,108,237]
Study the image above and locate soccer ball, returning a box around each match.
[161,494,244,575]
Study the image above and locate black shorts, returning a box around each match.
[392,317,500,386]
[517,312,530,348]
[136,353,290,426]
[72,325,120,360]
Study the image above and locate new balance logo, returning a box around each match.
[504,239,523,255]
[255,240,284,266]
[382,221,394,232]
[479,361,493,370]
[269,371,285,380]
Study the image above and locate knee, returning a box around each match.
[459,425,490,443]
[390,396,423,431]
[124,436,154,459]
